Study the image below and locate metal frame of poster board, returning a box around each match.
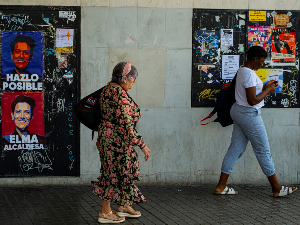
[192,9,300,108]
[0,5,81,176]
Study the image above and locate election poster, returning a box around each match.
[1,32,44,91]
[248,26,272,62]
[2,92,45,152]
[271,27,296,66]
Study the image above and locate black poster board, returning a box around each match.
[0,6,80,176]
[192,9,300,108]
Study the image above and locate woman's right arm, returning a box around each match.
[140,145,151,161]
[245,82,277,106]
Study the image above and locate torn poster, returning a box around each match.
[195,30,220,64]
[58,55,68,68]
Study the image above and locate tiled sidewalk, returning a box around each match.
[0,185,299,224]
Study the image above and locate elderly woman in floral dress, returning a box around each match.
[92,62,151,224]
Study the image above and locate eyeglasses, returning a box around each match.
[129,76,136,81]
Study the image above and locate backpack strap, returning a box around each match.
[200,88,225,125]
[200,113,216,125]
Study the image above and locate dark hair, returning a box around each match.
[111,62,138,84]
[11,95,36,118]
[10,34,36,59]
[246,46,267,60]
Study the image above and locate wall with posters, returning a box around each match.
[0,1,300,186]
[192,10,300,108]
[0,6,80,177]
[80,6,300,187]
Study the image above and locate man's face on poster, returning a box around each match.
[11,42,31,69]
[11,102,32,130]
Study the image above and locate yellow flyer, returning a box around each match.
[249,11,266,21]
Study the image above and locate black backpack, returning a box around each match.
[201,74,237,127]
[73,86,105,137]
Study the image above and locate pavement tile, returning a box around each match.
[0,185,300,224]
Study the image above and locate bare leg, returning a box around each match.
[267,173,282,193]
[215,172,230,193]
[100,200,111,214]
[267,173,297,194]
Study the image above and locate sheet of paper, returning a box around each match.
[56,29,74,53]
[222,55,239,80]
[221,29,233,47]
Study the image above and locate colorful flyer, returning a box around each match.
[2,92,45,152]
[256,69,283,93]
[1,32,44,91]
[248,26,272,61]
[271,27,295,66]
[56,29,74,53]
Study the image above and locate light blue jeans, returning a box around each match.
[221,103,275,177]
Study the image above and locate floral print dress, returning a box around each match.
[92,84,146,207]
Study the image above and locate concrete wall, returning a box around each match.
[0,0,299,186]
[2,0,300,10]
[78,4,300,186]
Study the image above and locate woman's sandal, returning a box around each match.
[98,210,125,224]
[117,205,141,218]
[273,186,297,197]
[214,186,238,195]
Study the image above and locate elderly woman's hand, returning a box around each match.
[141,145,151,161]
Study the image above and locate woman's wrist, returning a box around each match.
[262,84,267,91]
[140,141,146,149]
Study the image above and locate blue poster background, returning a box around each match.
[1,32,44,77]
